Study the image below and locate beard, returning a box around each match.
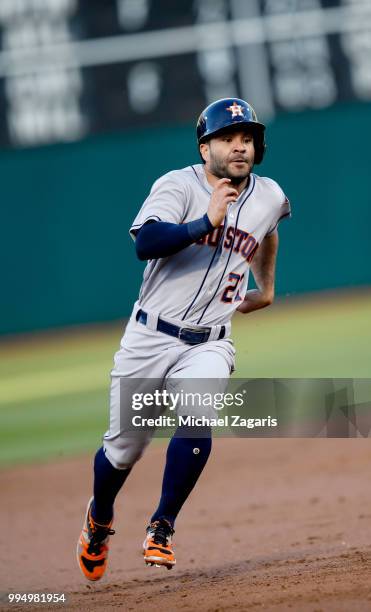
[208,151,252,186]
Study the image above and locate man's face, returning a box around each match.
[200,129,255,185]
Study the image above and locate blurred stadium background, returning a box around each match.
[1,0,370,466]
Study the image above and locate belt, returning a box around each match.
[136,309,226,345]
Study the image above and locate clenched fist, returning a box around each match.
[207,178,238,228]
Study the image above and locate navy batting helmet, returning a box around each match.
[197,98,266,164]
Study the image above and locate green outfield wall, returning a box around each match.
[2,102,370,335]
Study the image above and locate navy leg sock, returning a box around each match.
[151,426,212,527]
[91,446,132,524]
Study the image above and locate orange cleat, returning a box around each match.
[76,497,115,581]
[143,518,176,569]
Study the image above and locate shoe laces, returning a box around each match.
[87,512,115,554]
[149,519,174,547]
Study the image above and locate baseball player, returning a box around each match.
[77,98,291,580]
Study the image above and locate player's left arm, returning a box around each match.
[236,230,278,314]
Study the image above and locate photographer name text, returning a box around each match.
[131,415,278,429]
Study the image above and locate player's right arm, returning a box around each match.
[133,177,237,260]
[135,215,213,260]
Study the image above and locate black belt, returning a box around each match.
[136,309,225,345]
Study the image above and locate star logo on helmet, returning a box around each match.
[226,102,244,118]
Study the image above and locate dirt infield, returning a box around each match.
[1,439,371,611]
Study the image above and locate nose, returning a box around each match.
[232,138,246,151]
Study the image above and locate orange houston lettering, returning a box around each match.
[246,243,259,263]
[233,229,248,253]
[241,235,259,262]
[223,226,235,250]
[207,225,224,247]
[196,223,259,263]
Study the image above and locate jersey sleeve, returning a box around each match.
[265,191,291,236]
[129,173,187,240]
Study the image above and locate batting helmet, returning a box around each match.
[196,98,266,164]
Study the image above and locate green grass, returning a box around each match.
[0,390,108,466]
[233,291,371,377]
[0,290,370,467]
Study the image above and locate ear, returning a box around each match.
[199,142,209,163]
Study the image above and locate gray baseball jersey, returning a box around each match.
[130,164,290,327]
